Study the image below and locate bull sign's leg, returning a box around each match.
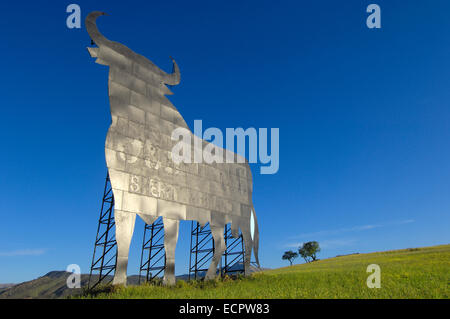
[113,210,136,285]
[242,228,253,275]
[205,224,226,280]
[162,218,179,285]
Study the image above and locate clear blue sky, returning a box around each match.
[0,1,449,283]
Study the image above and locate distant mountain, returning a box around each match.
[0,284,16,295]
[0,284,15,289]
[0,265,266,299]
[0,271,147,299]
[0,271,141,299]
[0,271,95,299]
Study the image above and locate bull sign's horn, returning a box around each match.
[86,11,110,47]
[163,57,181,86]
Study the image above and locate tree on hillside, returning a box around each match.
[282,250,298,266]
[298,241,321,262]
[298,246,310,263]
[305,241,321,261]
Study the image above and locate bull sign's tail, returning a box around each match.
[251,207,260,268]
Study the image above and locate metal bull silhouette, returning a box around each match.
[86,11,259,285]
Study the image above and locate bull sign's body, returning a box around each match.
[86,12,259,285]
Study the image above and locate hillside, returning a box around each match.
[82,244,449,299]
[0,265,263,299]
[0,272,140,299]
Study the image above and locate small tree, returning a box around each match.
[298,241,321,262]
[282,250,298,266]
[298,246,310,263]
[305,241,320,261]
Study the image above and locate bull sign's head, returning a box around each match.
[85,11,180,87]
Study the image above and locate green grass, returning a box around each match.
[80,244,450,299]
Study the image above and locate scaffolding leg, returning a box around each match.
[88,173,117,289]
[139,217,166,283]
[188,221,214,280]
[188,222,247,280]
[222,224,245,276]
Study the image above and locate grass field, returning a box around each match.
[81,244,449,299]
